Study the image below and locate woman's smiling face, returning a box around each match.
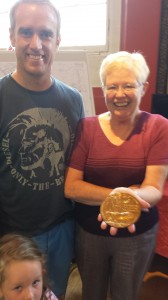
[104,66,148,121]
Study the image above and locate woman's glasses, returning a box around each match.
[103,83,142,94]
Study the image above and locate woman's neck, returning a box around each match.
[98,111,141,145]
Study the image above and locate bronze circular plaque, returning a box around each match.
[100,192,141,228]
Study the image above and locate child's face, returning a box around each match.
[0,260,43,300]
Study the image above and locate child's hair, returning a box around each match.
[0,233,48,289]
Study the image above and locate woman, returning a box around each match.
[65,51,168,300]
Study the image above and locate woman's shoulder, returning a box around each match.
[141,111,168,125]
[79,115,98,125]
[139,111,168,140]
[76,115,100,137]
[141,111,168,123]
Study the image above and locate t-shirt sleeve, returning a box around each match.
[146,115,168,165]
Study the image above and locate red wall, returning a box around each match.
[93,87,107,115]
[93,0,162,114]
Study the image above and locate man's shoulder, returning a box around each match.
[53,78,81,97]
[0,74,11,86]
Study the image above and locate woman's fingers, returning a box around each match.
[127,223,136,233]
[109,227,118,235]
[100,221,108,230]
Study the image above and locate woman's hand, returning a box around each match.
[97,213,136,235]
[98,187,150,236]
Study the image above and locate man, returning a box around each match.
[0,0,84,299]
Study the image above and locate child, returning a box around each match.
[0,233,58,300]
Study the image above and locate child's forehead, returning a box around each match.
[1,260,42,288]
[6,259,42,267]
[4,259,43,276]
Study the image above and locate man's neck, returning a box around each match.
[11,70,52,91]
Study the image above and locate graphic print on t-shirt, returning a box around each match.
[2,107,72,191]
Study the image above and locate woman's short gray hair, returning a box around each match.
[99,51,150,86]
